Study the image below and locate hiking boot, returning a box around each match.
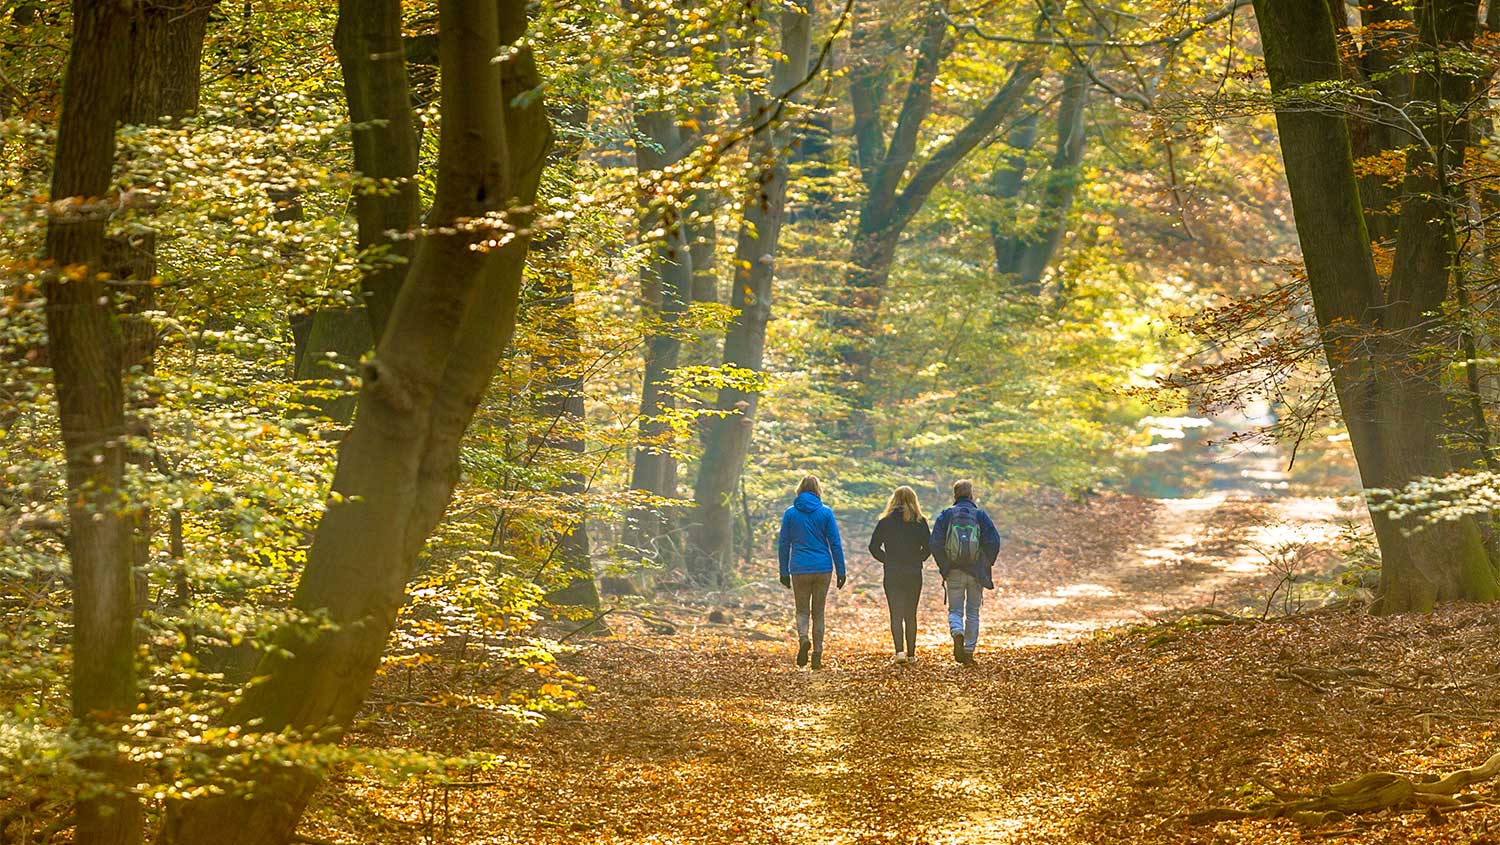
[810,653,823,671]
[951,631,966,664]
[894,651,908,665]
[796,639,811,667]
[963,650,976,666]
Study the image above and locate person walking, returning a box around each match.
[929,479,1002,665]
[778,474,846,670]
[868,486,930,664]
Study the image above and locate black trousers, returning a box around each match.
[883,568,923,655]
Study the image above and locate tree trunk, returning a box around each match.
[990,104,1040,276]
[288,0,425,426]
[1252,0,1499,614]
[534,104,599,610]
[334,0,420,342]
[831,2,1044,436]
[160,4,552,841]
[113,0,215,613]
[688,1,813,584]
[1015,65,1089,294]
[294,306,373,423]
[624,103,694,560]
[1343,0,1411,244]
[43,3,142,844]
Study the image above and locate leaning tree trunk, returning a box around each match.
[1252,0,1499,613]
[333,0,420,341]
[688,0,813,584]
[43,3,142,844]
[160,3,552,842]
[830,1,1045,438]
[292,0,424,425]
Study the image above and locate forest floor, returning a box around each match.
[317,493,1500,845]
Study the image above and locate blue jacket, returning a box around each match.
[929,497,1002,588]
[778,491,846,580]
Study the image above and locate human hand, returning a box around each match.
[780,574,791,589]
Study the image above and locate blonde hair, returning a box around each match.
[879,485,924,523]
[953,479,974,501]
[796,474,822,498]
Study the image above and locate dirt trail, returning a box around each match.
[989,494,1363,646]
[316,494,1500,845]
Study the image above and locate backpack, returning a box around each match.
[944,506,983,568]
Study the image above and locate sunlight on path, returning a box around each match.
[987,494,1364,647]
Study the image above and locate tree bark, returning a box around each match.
[832,5,1045,430]
[989,104,1040,275]
[334,0,421,342]
[688,0,813,584]
[533,104,599,610]
[43,3,142,844]
[1252,0,1499,614]
[623,4,696,560]
[113,0,215,613]
[1015,64,1089,294]
[160,3,552,841]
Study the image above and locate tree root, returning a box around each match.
[1189,751,1500,826]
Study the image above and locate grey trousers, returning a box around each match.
[791,572,832,654]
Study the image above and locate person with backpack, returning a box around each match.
[929,479,1002,665]
[868,486,931,664]
[777,474,846,670]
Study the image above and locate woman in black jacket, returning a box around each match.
[868,486,931,663]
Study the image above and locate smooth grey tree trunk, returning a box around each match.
[688,1,814,584]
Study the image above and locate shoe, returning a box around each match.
[894,651,908,664]
[952,631,966,664]
[797,639,811,667]
[810,653,823,671]
[963,650,976,666]
[907,653,918,665]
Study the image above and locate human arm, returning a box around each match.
[979,509,1002,567]
[916,518,932,563]
[929,510,949,576]
[867,517,888,563]
[826,509,847,586]
[778,509,792,583]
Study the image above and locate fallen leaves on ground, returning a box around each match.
[307,496,1500,844]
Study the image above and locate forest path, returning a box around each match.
[319,493,1500,845]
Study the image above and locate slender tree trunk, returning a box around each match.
[160,4,552,841]
[1015,65,1089,294]
[1252,0,1499,614]
[831,2,1044,437]
[990,104,1040,275]
[534,104,599,610]
[1343,0,1411,244]
[624,104,694,561]
[295,306,373,423]
[43,3,142,844]
[113,0,215,612]
[333,0,420,342]
[689,1,813,583]
[290,0,425,426]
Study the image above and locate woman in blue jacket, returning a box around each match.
[778,474,846,670]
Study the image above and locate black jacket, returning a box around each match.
[868,508,932,572]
